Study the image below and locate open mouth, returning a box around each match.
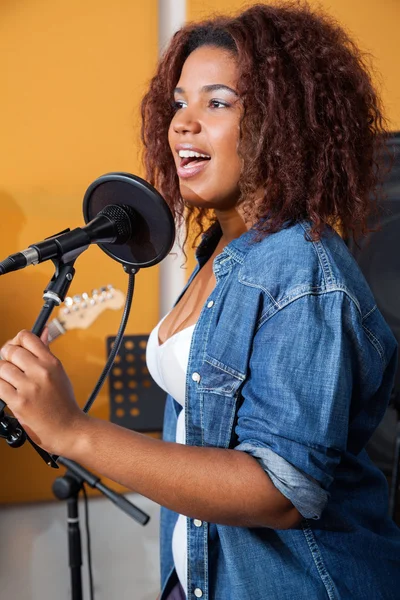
[180,156,210,168]
[177,150,211,178]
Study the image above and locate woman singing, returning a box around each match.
[1,3,400,599]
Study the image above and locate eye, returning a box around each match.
[172,100,186,111]
[209,99,229,109]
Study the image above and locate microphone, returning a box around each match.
[0,172,176,275]
[0,172,175,470]
[0,204,136,276]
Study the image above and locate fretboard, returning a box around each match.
[47,318,65,343]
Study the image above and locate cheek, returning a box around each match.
[168,116,181,153]
[167,125,175,155]
[213,125,241,166]
[216,141,242,183]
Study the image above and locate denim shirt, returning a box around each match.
[159,221,400,600]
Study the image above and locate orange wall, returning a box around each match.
[188,0,400,130]
[0,1,159,503]
[2,1,398,504]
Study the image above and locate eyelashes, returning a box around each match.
[209,100,230,109]
[171,100,186,111]
[171,99,231,112]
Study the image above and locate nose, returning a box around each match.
[172,107,201,135]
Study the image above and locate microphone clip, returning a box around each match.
[0,410,27,448]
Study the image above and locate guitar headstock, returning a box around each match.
[58,285,125,331]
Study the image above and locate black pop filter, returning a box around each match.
[83,172,175,269]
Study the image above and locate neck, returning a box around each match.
[214,206,252,246]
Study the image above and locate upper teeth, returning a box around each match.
[178,150,210,158]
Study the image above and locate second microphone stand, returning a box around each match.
[53,457,149,600]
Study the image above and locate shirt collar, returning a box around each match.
[196,221,261,264]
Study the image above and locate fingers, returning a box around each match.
[0,363,40,426]
[0,359,25,387]
[1,330,52,364]
[0,342,46,375]
[0,374,18,404]
[40,327,49,347]
[11,330,51,359]
[0,330,57,379]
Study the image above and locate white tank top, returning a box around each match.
[146,314,195,597]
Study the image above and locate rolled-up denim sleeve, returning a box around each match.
[234,290,382,519]
[235,442,328,518]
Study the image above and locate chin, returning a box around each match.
[180,184,212,207]
[180,183,239,210]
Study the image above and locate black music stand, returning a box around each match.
[107,335,166,432]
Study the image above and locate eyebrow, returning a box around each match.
[174,84,239,96]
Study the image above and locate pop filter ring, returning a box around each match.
[83,172,175,269]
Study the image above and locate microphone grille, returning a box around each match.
[99,204,134,243]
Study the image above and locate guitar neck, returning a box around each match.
[47,318,65,343]
[44,287,124,342]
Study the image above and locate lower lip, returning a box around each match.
[176,160,210,179]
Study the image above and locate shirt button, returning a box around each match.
[194,589,203,598]
[207,300,214,308]
[193,519,202,527]
[192,372,201,383]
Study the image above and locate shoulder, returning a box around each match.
[236,221,376,319]
[228,222,397,371]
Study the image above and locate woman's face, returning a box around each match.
[168,45,242,210]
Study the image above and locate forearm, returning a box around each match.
[67,415,300,528]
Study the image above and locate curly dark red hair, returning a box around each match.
[141,2,390,246]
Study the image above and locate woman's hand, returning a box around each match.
[0,329,87,456]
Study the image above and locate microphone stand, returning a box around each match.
[0,255,79,466]
[53,457,149,600]
[0,251,150,600]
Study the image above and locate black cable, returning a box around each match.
[82,483,94,600]
[83,271,135,414]
[79,270,136,598]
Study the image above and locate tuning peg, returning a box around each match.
[73,295,81,304]
[80,292,89,308]
[65,297,73,307]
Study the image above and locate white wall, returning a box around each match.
[158,0,187,318]
[0,493,161,600]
